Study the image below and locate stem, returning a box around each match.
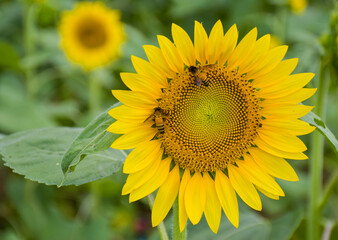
[88,72,101,117]
[173,199,187,240]
[308,62,329,240]
[23,3,37,99]
[147,194,169,240]
[318,170,338,211]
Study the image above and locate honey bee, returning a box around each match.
[145,107,166,134]
[188,64,217,86]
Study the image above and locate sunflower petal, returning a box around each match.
[207,20,224,64]
[256,186,280,200]
[108,105,153,123]
[152,166,180,227]
[112,90,158,109]
[107,120,152,134]
[179,169,191,232]
[218,24,238,66]
[253,58,299,87]
[255,135,308,160]
[111,126,157,150]
[194,21,208,64]
[215,170,239,228]
[262,118,316,136]
[250,148,299,181]
[228,165,262,211]
[258,129,307,152]
[240,154,284,196]
[143,45,176,78]
[131,55,168,87]
[185,172,206,225]
[203,173,222,234]
[157,35,184,73]
[129,157,172,202]
[228,27,257,69]
[246,45,288,80]
[260,104,313,119]
[172,23,196,66]
[122,154,161,195]
[265,88,317,105]
[123,140,162,173]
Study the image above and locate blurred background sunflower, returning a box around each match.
[0,0,336,240]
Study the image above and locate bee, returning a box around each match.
[188,64,217,86]
[145,107,166,134]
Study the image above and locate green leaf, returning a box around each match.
[301,111,338,156]
[61,103,121,178]
[0,127,125,186]
[269,208,304,240]
[0,41,20,70]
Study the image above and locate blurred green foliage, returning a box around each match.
[0,0,337,239]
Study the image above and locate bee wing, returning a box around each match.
[144,114,154,123]
[195,77,202,86]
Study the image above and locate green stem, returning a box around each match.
[23,3,37,99]
[173,199,187,240]
[308,62,329,240]
[88,72,101,117]
[147,194,169,240]
[318,170,338,211]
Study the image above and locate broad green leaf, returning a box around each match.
[0,127,125,186]
[61,103,121,177]
[0,41,20,70]
[269,208,304,240]
[301,111,338,156]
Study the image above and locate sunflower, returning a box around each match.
[59,2,125,70]
[108,21,316,233]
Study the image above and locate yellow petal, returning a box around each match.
[215,170,239,228]
[256,186,280,200]
[228,164,262,211]
[260,104,313,119]
[184,172,206,225]
[254,135,308,160]
[249,148,299,181]
[112,90,158,109]
[203,173,222,234]
[152,166,180,226]
[122,154,161,195]
[262,118,316,136]
[110,126,157,150]
[246,45,288,80]
[143,45,176,78]
[194,21,208,64]
[207,20,224,64]
[120,72,162,98]
[108,105,153,123]
[258,129,307,152]
[129,157,172,202]
[131,55,168,87]
[179,169,191,232]
[218,24,238,66]
[107,120,152,134]
[240,154,284,196]
[123,140,162,173]
[258,73,315,99]
[172,23,196,66]
[227,27,257,69]
[239,34,271,74]
[253,58,299,88]
[157,35,184,73]
[265,88,317,105]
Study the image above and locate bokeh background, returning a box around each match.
[0,0,337,239]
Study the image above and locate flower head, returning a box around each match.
[59,2,125,70]
[108,21,316,233]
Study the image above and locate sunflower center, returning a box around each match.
[77,18,107,49]
[159,66,261,172]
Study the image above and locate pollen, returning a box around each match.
[159,66,261,172]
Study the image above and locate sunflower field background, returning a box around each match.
[0,0,337,239]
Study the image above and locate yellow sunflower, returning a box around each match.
[108,20,316,233]
[59,2,125,70]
